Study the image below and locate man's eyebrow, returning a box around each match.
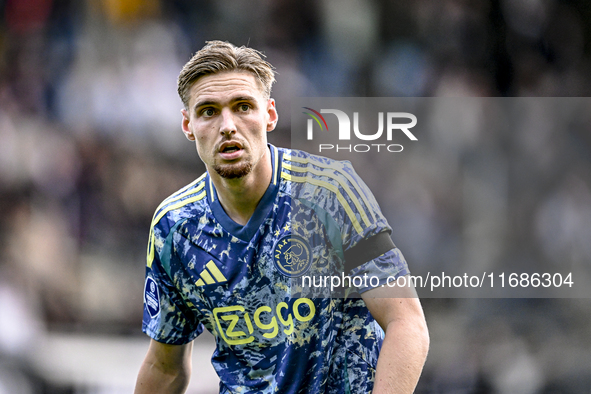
[232,95,257,103]
[193,100,217,112]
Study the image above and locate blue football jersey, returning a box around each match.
[142,145,409,393]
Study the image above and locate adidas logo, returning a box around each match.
[196,260,227,286]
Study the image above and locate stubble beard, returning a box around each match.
[213,161,253,179]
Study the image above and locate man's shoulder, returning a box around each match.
[150,172,209,233]
[279,147,361,187]
[278,146,352,166]
[277,146,386,238]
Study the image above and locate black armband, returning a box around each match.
[344,231,396,273]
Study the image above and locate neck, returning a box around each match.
[209,148,272,226]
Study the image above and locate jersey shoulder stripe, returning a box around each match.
[284,151,377,223]
[152,173,207,224]
[281,149,377,235]
[281,170,364,234]
[283,155,376,225]
[147,174,208,268]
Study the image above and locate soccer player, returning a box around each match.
[135,41,429,394]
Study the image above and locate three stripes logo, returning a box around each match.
[196,260,228,286]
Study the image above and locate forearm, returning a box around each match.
[135,358,190,394]
[372,315,429,393]
[134,340,193,394]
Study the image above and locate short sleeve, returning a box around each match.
[335,163,410,293]
[349,247,410,293]
[142,224,203,345]
[334,165,395,249]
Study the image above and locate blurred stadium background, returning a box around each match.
[1,0,591,393]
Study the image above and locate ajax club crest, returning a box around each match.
[273,234,312,278]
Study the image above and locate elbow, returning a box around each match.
[417,315,430,360]
[385,310,430,360]
[410,306,430,359]
[411,303,430,359]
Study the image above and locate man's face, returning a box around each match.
[181,71,278,179]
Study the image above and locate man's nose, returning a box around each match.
[219,108,237,136]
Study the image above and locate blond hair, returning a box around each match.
[177,40,276,108]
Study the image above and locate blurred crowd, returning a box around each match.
[1,0,591,392]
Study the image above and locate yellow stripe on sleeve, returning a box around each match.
[286,155,377,224]
[281,171,364,235]
[283,161,373,228]
[147,190,207,268]
[151,191,207,229]
[151,173,206,221]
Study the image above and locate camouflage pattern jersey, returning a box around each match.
[142,145,410,393]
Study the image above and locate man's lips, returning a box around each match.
[219,141,243,152]
[218,141,244,160]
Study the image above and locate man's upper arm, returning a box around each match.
[360,280,426,332]
[361,278,430,394]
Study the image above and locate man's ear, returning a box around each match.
[266,99,278,132]
[181,109,195,141]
